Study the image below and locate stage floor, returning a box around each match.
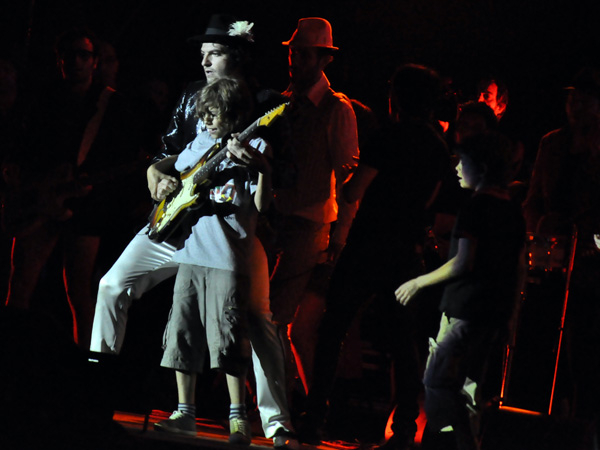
[111,407,588,450]
[113,410,366,450]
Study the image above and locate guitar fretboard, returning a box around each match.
[191,118,261,185]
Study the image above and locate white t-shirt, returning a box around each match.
[173,132,268,274]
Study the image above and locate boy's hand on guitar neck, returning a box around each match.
[226,133,272,175]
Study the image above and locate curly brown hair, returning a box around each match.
[195,78,252,133]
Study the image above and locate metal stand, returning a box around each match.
[499,226,578,415]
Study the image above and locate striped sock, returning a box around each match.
[178,403,196,418]
[229,403,247,420]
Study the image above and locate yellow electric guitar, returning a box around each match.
[148,102,288,242]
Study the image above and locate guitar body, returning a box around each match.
[148,150,216,242]
[147,102,289,242]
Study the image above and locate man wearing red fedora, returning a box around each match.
[263,15,359,426]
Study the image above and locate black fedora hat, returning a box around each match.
[188,14,254,46]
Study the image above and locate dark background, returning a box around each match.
[0,1,597,439]
[2,0,599,339]
[2,0,600,154]
[2,0,598,340]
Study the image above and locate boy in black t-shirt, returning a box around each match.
[396,131,526,450]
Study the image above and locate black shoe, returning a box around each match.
[273,428,300,450]
[295,412,323,445]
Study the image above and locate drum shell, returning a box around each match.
[526,233,570,273]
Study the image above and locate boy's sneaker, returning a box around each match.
[154,410,197,436]
[228,417,252,446]
[273,428,300,450]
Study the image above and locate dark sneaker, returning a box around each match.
[154,410,197,436]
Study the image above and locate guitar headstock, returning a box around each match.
[257,103,289,128]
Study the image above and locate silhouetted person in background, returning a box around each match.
[94,39,119,89]
[477,77,528,201]
[298,63,451,450]
[523,67,600,443]
[1,55,31,300]
[4,27,144,349]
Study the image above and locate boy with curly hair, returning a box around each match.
[153,77,272,445]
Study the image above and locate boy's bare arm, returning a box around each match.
[225,135,272,212]
[395,237,476,305]
[254,164,272,213]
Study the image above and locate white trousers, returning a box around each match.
[90,225,292,437]
[246,236,294,436]
[91,225,179,354]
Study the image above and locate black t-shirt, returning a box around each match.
[440,190,525,325]
[346,118,450,261]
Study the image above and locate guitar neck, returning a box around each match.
[237,118,259,142]
[191,145,227,185]
[191,119,260,185]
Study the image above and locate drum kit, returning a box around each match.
[525,233,572,274]
[499,228,578,415]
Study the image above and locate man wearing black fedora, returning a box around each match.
[89,13,298,449]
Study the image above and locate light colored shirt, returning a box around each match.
[276,73,359,245]
[173,133,269,274]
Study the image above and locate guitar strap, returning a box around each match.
[77,86,115,167]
